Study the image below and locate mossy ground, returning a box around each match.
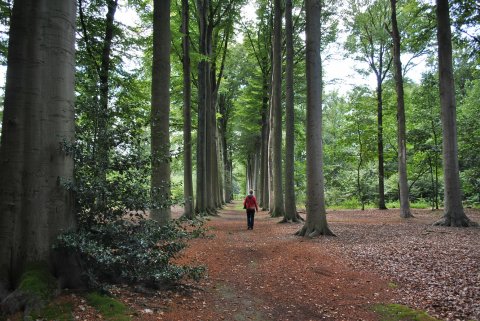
[18,263,57,301]
[30,302,74,321]
[86,292,132,321]
[373,304,440,321]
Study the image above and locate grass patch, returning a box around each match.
[385,201,431,209]
[388,282,398,289]
[373,304,440,321]
[327,200,434,211]
[31,302,73,321]
[86,292,132,321]
[234,203,246,211]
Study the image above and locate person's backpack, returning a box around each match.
[245,195,255,209]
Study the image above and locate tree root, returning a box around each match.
[0,284,8,303]
[400,209,414,219]
[0,288,45,317]
[434,216,478,227]
[296,213,305,222]
[269,210,284,218]
[295,224,336,237]
[279,213,305,223]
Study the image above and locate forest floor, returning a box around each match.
[15,203,480,321]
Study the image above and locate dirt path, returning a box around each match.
[154,202,396,321]
[50,203,478,320]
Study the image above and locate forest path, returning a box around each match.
[41,204,479,320]
[157,202,394,321]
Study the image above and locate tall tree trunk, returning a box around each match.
[356,123,365,211]
[296,0,334,237]
[213,125,222,208]
[210,66,220,210]
[217,127,225,205]
[428,157,435,210]
[376,77,387,210]
[390,0,412,218]
[204,21,217,214]
[283,0,298,222]
[0,0,77,295]
[260,77,270,210]
[151,0,171,224]
[219,94,232,203]
[249,156,254,193]
[431,120,440,210]
[182,0,194,218]
[195,0,208,214]
[268,90,275,211]
[434,0,476,227]
[96,0,118,194]
[270,0,285,217]
[223,146,232,203]
[255,151,261,202]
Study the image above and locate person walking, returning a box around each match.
[243,189,258,230]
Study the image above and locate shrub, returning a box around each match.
[55,218,206,289]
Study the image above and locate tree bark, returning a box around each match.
[390,0,413,218]
[204,20,216,214]
[260,76,270,210]
[96,0,118,191]
[429,119,440,210]
[195,0,208,214]
[376,77,387,210]
[218,93,232,203]
[296,0,334,237]
[182,0,194,219]
[356,123,365,211]
[283,0,298,222]
[0,0,77,295]
[151,0,171,224]
[434,0,476,227]
[268,86,275,211]
[270,0,285,217]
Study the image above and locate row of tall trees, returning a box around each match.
[0,0,478,305]
[231,0,477,228]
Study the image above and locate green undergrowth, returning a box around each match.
[385,201,435,210]
[30,302,73,321]
[233,202,246,211]
[373,304,440,321]
[86,292,132,321]
[18,263,57,301]
[327,200,434,210]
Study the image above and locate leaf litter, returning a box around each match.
[27,205,479,321]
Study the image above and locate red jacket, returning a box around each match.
[244,195,258,211]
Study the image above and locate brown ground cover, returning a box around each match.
[18,203,480,321]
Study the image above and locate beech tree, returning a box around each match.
[296,0,334,237]
[269,0,285,217]
[195,0,244,214]
[345,0,392,210]
[151,0,171,223]
[434,0,476,227]
[182,0,194,218]
[282,0,299,222]
[242,2,273,209]
[195,0,209,214]
[390,0,413,218]
[0,0,79,298]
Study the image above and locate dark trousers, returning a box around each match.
[246,209,255,228]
